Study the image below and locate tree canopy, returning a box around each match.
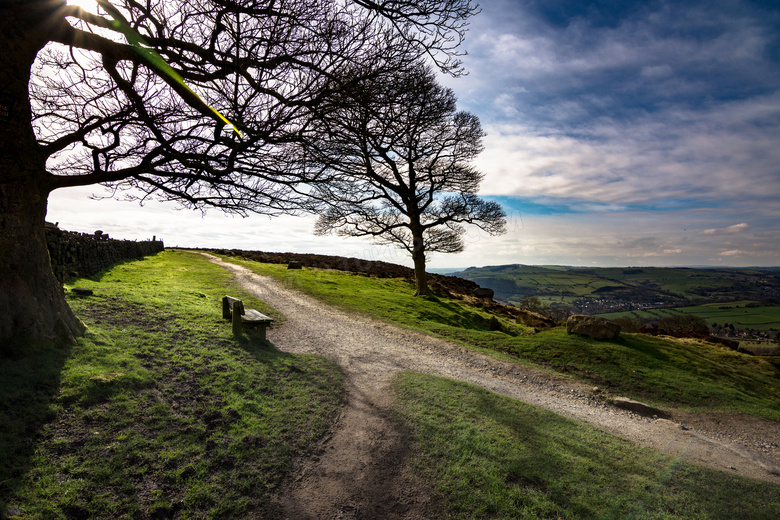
[0,0,479,352]
[299,63,506,295]
[29,0,476,211]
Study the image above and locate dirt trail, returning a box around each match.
[202,254,780,519]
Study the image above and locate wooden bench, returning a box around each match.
[222,296,274,340]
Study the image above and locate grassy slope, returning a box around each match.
[3,252,778,519]
[457,265,619,305]
[393,373,780,520]
[218,255,780,420]
[0,251,343,519]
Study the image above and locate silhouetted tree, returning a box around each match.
[300,63,506,295]
[0,0,479,353]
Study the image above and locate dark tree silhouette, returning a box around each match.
[0,0,478,354]
[300,64,506,295]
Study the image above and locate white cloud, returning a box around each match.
[703,223,750,235]
[720,249,746,257]
[474,90,780,212]
[41,1,780,270]
[641,64,674,78]
[46,185,415,265]
[493,93,521,117]
[451,1,780,223]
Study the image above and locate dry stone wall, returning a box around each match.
[45,223,164,283]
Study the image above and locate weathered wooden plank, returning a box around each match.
[223,295,273,341]
[231,299,244,336]
[242,309,273,324]
[222,295,242,319]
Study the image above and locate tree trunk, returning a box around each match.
[410,228,430,296]
[0,7,85,356]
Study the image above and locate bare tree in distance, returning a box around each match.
[518,295,548,314]
[301,63,506,295]
[0,0,479,354]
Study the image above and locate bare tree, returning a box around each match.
[0,0,479,354]
[301,64,506,295]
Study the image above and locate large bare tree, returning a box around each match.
[0,0,478,354]
[301,64,506,295]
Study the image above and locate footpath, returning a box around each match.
[202,253,780,520]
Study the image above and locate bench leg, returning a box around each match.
[232,309,242,336]
[257,325,267,343]
[243,324,268,343]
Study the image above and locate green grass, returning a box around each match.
[487,328,780,418]
[393,372,780,519]
[678,303,780,331]
[3,252,778,519]
[216,254,780,420]
[600,302,780,333]
[0,251,344,519]
[459,264,779,305]
[460,265,622,301]
[211,255,528,339]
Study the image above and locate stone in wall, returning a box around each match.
[45,223,164,283]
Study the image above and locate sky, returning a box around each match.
[47,0,780,269]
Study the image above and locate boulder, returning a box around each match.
[638,323,660,335]
[566,314,620,340]
[709,336,740,350]
[612,397,663,417]
[473,287,494,299]
[516,309,557,330]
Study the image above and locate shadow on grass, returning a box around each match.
[615,334,672,363]
[232,332,288,363]
[396,373,780,519]
[0,347,69,513]
[416,296,507,333]
[72,255,163,284]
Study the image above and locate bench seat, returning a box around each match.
[222,295,273,341]
[242,308,274,325]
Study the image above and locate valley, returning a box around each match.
[454,264,780,343]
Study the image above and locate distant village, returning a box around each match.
[563,295,779,344]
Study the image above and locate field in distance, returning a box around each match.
[453,264,780,313]
[454,264,780,343]
[599,301,780,332]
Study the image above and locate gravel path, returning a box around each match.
[202,254,780,519]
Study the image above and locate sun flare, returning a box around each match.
[66,0,100,13]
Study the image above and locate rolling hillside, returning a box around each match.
[453,264,780,315]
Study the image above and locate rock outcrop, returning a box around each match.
[612,397,664,417]
[566,314,621,340]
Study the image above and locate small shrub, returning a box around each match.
[656,314,709,337]
[611,316,645,333]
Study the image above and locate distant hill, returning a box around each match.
[452,264,780,315]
